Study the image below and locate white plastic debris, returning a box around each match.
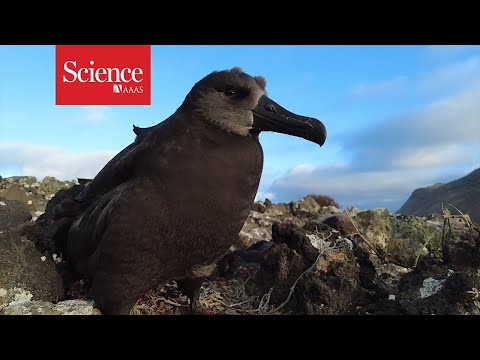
[27,200,33,205]
[388,295,396,301]
[0,201,6,206]
[40,256,46,262]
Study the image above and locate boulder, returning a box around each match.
[352,209,443,267]
[0,228,64,312]
[388,214,442,267]
[0,176,37,187]
[0,199,32,230]
[0,184,37,212]
[37,176,70,196]
[291,196,321,214]
[237,201,305,248]
[323,213,357,236]
[353,208,391,252]
[2,299,101,315]
[247,222,361,314]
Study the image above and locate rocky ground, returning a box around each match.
[1,176,479,315]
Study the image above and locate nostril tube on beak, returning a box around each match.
[266,104,276,113]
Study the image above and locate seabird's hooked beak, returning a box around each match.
[251,95,327,146]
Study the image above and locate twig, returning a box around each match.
[160,298,189,307]
[243,267,260,287]
[266,251,324,315]
[344,210,382,258]
[218,290,232,304]
[258,288,272,309]
[215,297,257,309]
[245,288,273,314]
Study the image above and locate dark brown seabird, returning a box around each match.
[60,67,327,314]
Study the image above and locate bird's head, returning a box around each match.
[183,67,327,146]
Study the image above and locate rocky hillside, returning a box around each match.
[0,176,80,220]
[1,176,480,315]
[398,168,480,224]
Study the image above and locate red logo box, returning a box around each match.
[56,45,151,105]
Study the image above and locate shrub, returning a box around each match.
[307,194,339,208]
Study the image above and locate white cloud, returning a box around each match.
[274,167,423,196]
[0,142,116,181]
[351,76,408,97]
[412,81,480,143]
[289,163,315,176]
[348,79,480,172]
[255,191,276,202]
[391,145,473,169]
[83,105,111,123]
[418,56,480,92]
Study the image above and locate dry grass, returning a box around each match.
[130,276,279,315]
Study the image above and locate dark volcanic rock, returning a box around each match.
[26,185,87,254]
[0,228,64,311]
[296,243,360,315]
[252,242,306,306]
[233,240,274,263]
[247,222,361,314]
[323,213,357,236]
[0,199,32,230]
[398,168,480,224]
[272,222,321,263]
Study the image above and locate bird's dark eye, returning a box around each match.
[224,87,236,97]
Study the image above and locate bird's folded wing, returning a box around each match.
[74,122,163,204]
[74,141,139,203]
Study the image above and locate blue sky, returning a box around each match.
[1,45,479,212]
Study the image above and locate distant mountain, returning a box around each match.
[397,168,480,223]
